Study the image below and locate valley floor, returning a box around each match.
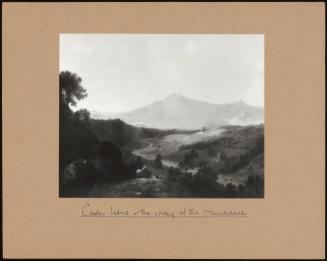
[132,125,264,187]
[61,124,264,198]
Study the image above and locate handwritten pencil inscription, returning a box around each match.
[81,203,247,219]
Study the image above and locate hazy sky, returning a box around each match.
[60,34,264,113]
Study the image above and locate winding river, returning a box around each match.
[132,140,178,168]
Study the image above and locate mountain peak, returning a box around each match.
[96,95,263,129]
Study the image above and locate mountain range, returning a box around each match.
[91,93,264,130]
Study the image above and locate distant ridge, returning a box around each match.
[91,94,264,129]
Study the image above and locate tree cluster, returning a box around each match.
[59,71,137,196]
[167,166,264,197]
[178,149,199,168]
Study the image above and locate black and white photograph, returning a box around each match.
[59,34,264,198]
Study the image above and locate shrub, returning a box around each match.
[167,167,183,182]
[225,183,237,195]
[154,154,163,169]
[246,175,264,195]
[238,184,246,194]
[93,141,129,182]
[179,149,199,168]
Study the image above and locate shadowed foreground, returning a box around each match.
[62,178,195,198]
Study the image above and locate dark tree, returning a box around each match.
[246,175,255,193]
[245,175,263,195]
[109,119,128,147]
[207,146,215,156]
[60,71,87,107]
[254,175,264,194]
[189,150,198,158]
[179,149,199,168]
[59,71,88,123]
[75,109,91,121]
[188,166,219,196]
[97,141,122,162]
[226,183,237,194]
[94,141,129,181]
[154,154,163,169]
[197,166,217,184]
[198,160,208,167]
[167,167,183,182]
[59,72,97,163]
[238,184,246,194]
[135,156,144,169]
[220,151,226,161]
[59,72,99,195]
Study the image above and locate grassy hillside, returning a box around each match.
[158,125,263,170]
[88,118,142,150]
[87,118,199,150]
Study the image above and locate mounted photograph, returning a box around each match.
[59,34,264,198]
